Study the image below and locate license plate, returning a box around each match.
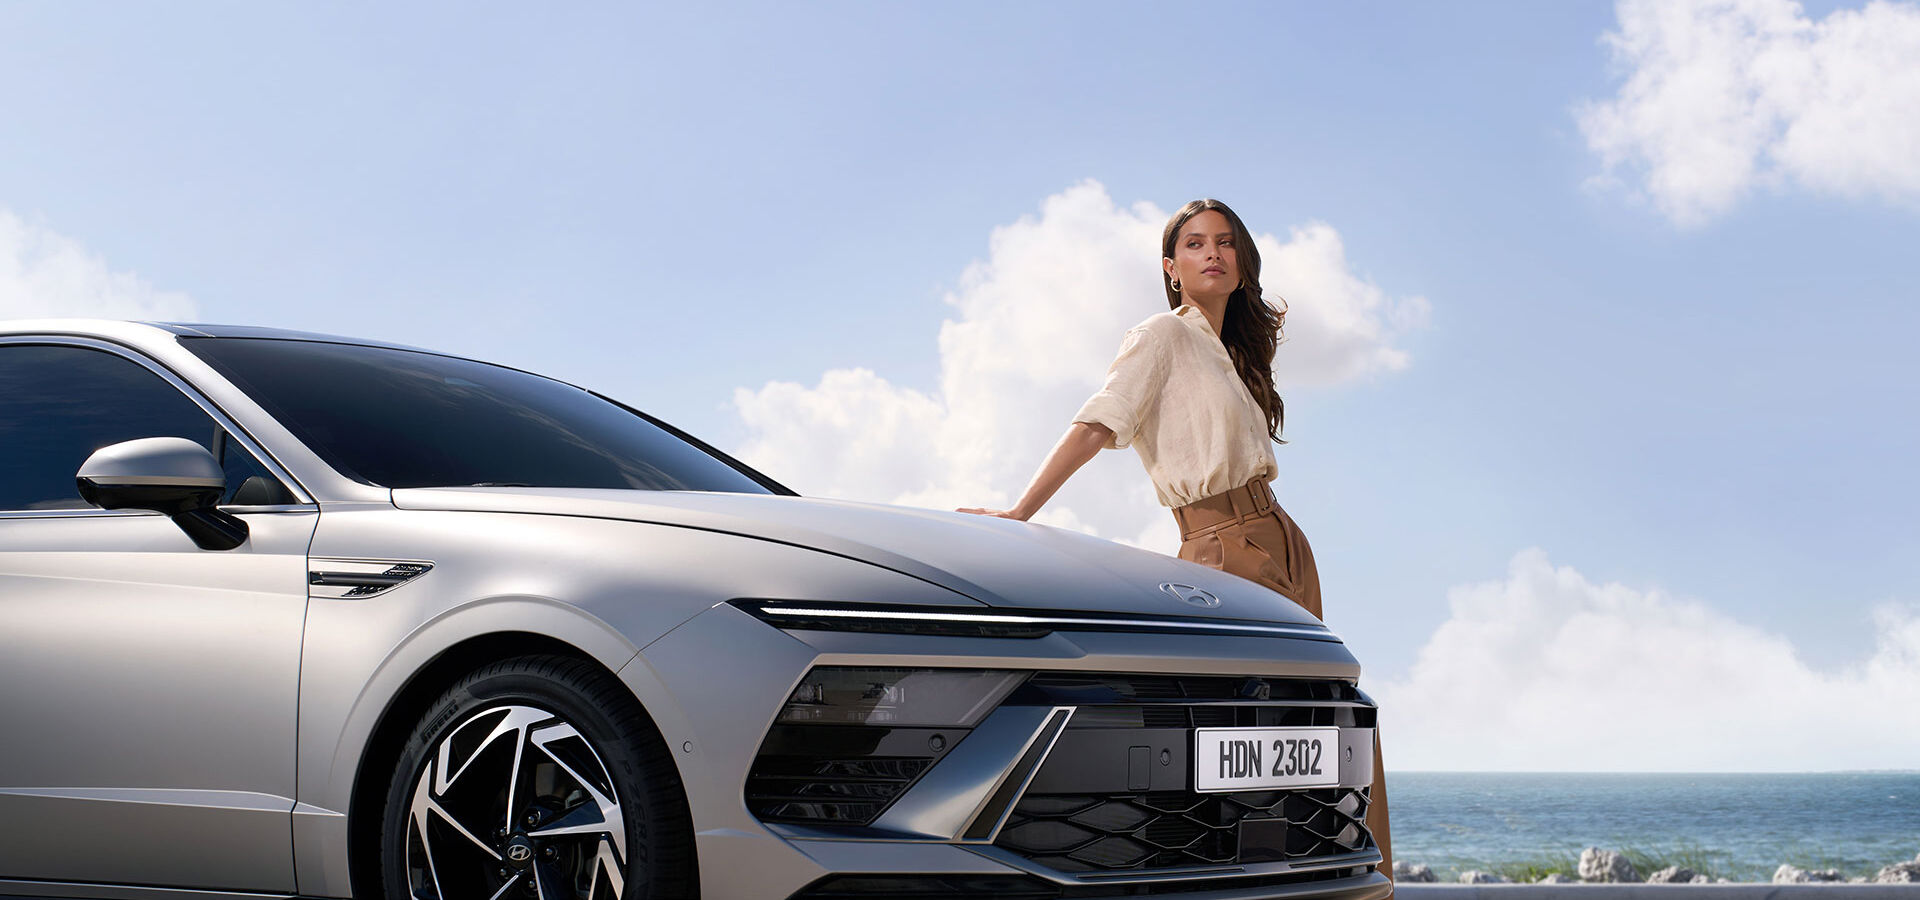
[1194,727,1339,792]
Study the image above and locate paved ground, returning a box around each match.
[1399,887,1920,898]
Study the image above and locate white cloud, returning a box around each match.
[1579,0,1920,225]
[730,180,1429,550]
[1373,548,1920,771]
[0,210,197,320]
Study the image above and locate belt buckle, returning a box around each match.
[1249,482,1272,515]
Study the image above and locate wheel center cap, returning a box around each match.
[504,835,535,869]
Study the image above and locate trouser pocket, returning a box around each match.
[1177,514,1318,616]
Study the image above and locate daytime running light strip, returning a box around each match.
[762,605,1339,641]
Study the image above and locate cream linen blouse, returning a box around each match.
[1072,304,1277,508]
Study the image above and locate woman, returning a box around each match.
[959,198,1392,879]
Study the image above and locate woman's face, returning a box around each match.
[1165,209,1240,299]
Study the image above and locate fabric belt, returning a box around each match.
[1172,479,1277,541]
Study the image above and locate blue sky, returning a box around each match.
[4,1,1917,769]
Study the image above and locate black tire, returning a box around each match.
[379,654,696,899]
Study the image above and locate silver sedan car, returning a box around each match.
[0,321,1387,900]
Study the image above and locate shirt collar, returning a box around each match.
[1174,303,1226,341]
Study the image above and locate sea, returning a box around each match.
[1388,772,1920,882]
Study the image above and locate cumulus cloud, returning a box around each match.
[731,180,1429,550]
[0,210,196,320]
[1579,0,1920,225]
[1373,549,1920,771]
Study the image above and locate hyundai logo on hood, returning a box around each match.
[1159,582,1221,608]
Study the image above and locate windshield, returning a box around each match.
[185,337,779,494]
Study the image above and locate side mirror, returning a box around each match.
[76,437,250,551]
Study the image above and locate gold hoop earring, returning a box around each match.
[1170,279,1181,293]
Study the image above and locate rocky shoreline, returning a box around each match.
[1395,849,1920,885]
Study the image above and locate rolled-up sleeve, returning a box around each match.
[1072,324,1168,449]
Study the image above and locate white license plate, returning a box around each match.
[1194,727,1340,792]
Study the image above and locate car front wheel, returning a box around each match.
[380,655,694,899]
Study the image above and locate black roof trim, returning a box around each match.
[161,323,435,353]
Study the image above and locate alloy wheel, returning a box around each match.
[405,704,628,900]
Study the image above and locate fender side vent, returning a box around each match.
[309,559,433,598]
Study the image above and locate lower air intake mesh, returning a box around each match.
[995,787,1373,873]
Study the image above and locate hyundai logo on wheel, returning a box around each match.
[1160,582,1221,608]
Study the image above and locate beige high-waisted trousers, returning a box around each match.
[1172,479,1393,881]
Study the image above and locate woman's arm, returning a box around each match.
[958,421,1113,520]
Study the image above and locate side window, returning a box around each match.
[0,344,286,511]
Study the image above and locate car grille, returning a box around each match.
[992,672,1376,874]
[1066,704,1343,729]
[995,787,1372,873]
[1016,672,1372,710]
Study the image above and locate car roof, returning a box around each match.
[0,318,435,354]
[1,317,600,395]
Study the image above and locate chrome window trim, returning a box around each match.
[0,335,317,509]
[0,505,313,521]
[0,508,157,520]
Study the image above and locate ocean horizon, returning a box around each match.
[1387,771,1920,882]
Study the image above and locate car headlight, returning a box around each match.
[778,666,1025,727]
[730,599,1054,638]
[728,599,1341,641]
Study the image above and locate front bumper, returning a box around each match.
[628,602,1384,900]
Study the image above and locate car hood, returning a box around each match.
[390,488,1326,628]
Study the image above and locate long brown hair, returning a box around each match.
[1161,198,1287,442]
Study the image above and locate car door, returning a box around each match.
[0,339,315,892]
